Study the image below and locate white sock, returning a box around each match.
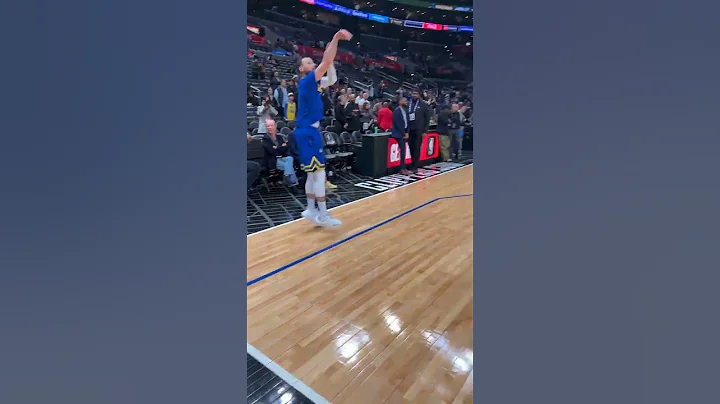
[305,172,316,210]
[313,170,328,217]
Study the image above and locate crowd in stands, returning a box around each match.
[246,62,473,193]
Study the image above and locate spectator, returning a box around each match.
[376,102,392,132]
[256,96,278,135]
[270,71,281,90]
[372,100,383,119]
[391,97,410,175]
[285,93,297,122]
[376,81,386,98]
[258,61,266,80]
[344,95,362,132]
[287,76,298,98]
[360,102,371,118]
[288,76,299,111]
[356,91,369,109]
[248,88,259,106]
[274,80,288,115]
[450,103,463,160]
[407,90,431,172]
[264,87,281,119]
[436,104,452,161]
[251,58,261,80]
[262,119,298,192]
[335,96,347,129]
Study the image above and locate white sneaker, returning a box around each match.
[314,214,342,228]
[302,208,318,223]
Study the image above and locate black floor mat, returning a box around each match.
[247,354,315,404]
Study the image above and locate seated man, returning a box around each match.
[261,119,299,193]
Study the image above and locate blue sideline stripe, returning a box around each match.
[246,194,474,287]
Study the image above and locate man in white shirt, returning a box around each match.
[355,91,369,108]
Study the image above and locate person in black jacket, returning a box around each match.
[261,119,298,191]
[407,91,431,171]
[344,97,362,132]
[334,96,347,130]
[391,97,411,175]
[436,104,452,161]
[449,103,463,160]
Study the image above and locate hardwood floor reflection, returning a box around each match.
[248,166,473,403]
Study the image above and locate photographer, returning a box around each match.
[256,96,278,135]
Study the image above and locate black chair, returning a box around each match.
[333,132,355,167]
[251,128,259,136]
[341,131,359,153]
[320,131,340,173]
[287,121,296,130]
[247,136,283,191]
[276,120,287,129]
[280,126,291,135]
[325,131,354,171]
[249,121,259,130]
[352,131,363,144]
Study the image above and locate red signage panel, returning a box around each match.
[423,23,443,31]
[421,133,440,160]
[386,133,440,169]
[387,138,413,168]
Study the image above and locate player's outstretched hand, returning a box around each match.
[335,29,353,41]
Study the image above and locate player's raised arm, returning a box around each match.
[314,29,352,82]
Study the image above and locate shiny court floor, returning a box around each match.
[247,166,474,403]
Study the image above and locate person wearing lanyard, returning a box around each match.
[407,91,428,172]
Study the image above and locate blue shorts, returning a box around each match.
[294,127,325,172]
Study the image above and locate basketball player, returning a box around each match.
[296,29,353,227]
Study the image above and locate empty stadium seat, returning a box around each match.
[341,131,357,148]
[332,132,354,160]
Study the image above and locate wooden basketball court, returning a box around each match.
[247,165,473,404]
